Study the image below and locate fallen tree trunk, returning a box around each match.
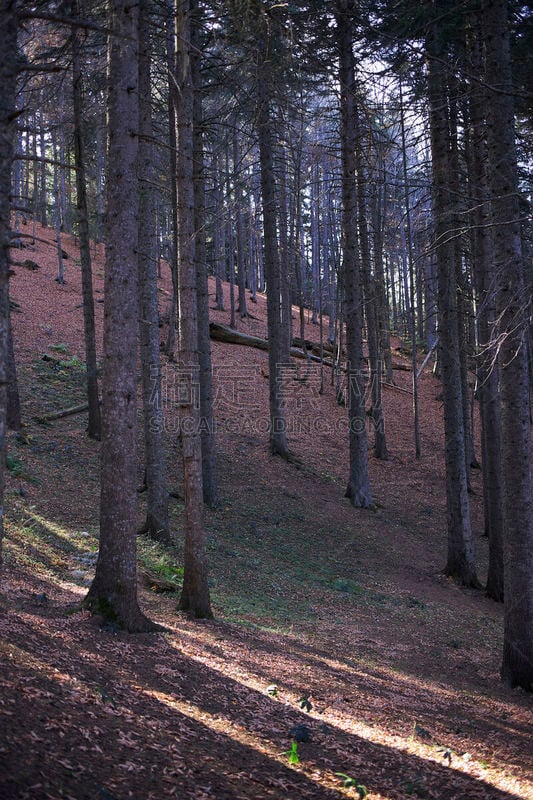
[209,322,324,364]
[35,402,90,424]
[210,322,411,373]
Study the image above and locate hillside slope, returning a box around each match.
[0,222,531,800]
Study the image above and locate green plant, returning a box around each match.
[285,741,299,765]
[49,342,69,353]
[59,356,85,370]
[137,539,183,590]
[334,773,368,797]
[6,453,24,477]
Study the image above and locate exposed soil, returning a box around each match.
[1,222,532,800]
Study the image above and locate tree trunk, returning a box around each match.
[0,0,18,564]
[174,0,213,618]
[371,167,393,382]
[226,142,236,329]
[51,130,64,284]
[192,0,218,508]
[137,0,171,544]
[399,77,420,459]
[427,8,478,586]
[72,18,101,440]
[6,311,21,431]
[214,153,225,311]
[256,29,289,459]
[233,128,248,320]
[84,0,155,632]
[165,10,179,359]
[95,112,105,244]
[483,0,533,690]
[39,125,47,227]
[466,14,504,600]
[355,110,387,461]
[277,135,292,358]
[336,1,372,508]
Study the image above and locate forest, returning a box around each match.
[0,0,532,798]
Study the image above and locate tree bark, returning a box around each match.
[427,6,478,586]
[233,127,248,320]
[336,0,372,507]
[137,0,171,544]
[355,108,387,461]
[466,13,504,601]
[256,26,289,459]
[0,0,18,564]
[398,77,420,459]
[165,8,179,358]
[84,0,155,632]
[192,0,218,508]
[72,17,101,440]
[174,0,213,618]
[483,0,533,690]
[51,129,64,284]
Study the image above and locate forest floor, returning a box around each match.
[1,221,532,800]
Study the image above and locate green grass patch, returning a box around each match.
[137,537,184,590]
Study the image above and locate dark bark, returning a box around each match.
[226,143,236,330]
[256,28,289,459]
[355,113,387,461]
[192,0,218,508]
[51,129,64,284]
[427,7,478,586]
[137,0,171,544]
[466,13,504,601]
[371,170,393,383]
[72,18,101,440]
[214,153,225,311]
[165,11,179,359]
[6,308,21,431]
[336,1,372,508]
[483,0,533,690]
[174,0,213,618]
[277,136,292,357]
[399,77,420,459]
[233,128,248,320]
[0,0,19,564]
[84,0,155,632]
[39,125,47,227]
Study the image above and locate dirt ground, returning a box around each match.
[0,222,532,800]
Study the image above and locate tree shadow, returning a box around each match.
[0,592,529,800]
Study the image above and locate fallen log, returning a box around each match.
[209,321,269,351]
[35,402,89,424]
[210,322,411,373]
[209,321,324,364]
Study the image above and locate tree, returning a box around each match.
[191,0,218,507]
[255,6,290,459]
[173,0,213,618]
[84,0,155,632]
[0,0,19,564]
[483,0,533,690]
[72,9,101,440]
[336,0,372,508]
[137,0,171,543]
[465,9,504,601]
[426,3,478,586]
